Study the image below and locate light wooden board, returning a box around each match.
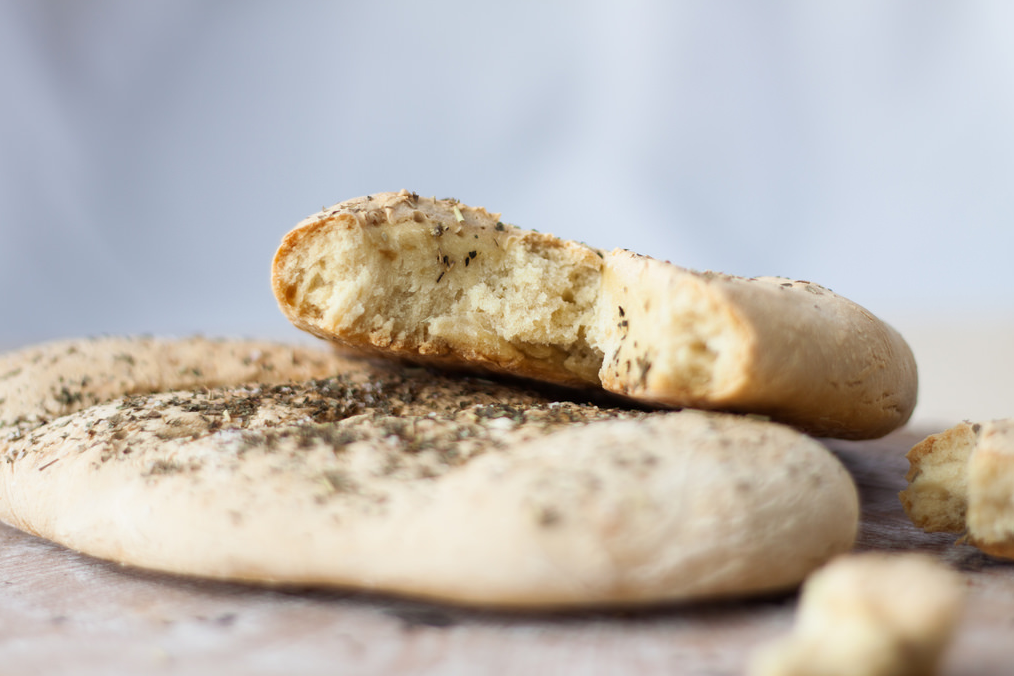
[0,427,1010,675]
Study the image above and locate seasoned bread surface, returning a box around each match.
[0,338,859,609]
[0,335,356,435]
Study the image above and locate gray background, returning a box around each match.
[2,1,1013,426]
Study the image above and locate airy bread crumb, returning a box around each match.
[276,193,607,385]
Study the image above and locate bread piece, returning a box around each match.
[900,419,1014,558]
[748,553,964,676]
[965,419,1014,557]
[899,422,977,534]
[0,336,358,440]
[0,373,858,609]
[272,190,917,439]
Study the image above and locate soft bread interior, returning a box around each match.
[273,193,740,395]
[275,200,606,384]
[597,255,746,404]
[899,423,976,534]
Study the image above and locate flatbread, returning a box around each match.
[0,340,859,609]
[272,190,917,440]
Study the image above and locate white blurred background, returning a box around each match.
[2,1,1012,428]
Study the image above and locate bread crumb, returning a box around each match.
[748,553,964,676]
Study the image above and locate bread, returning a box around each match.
[0,339,859,609]
[965,420,1014,557]
[901,419,1014,558]
[271,190,917,439]
[748,553,964,676]
[899,422,977,534]
[0,335,359,437]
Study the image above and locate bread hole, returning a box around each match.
[306,273,325,293]
[283,283,298,305]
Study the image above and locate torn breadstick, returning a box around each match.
[272,190,917,440]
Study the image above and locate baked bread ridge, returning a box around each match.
[900,419,1014,558]
[0,336,362,438]
[0,378,858,609]
[272,190,917,440]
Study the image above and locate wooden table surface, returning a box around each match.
[1,426,1011,676]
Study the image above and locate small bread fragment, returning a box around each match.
[272,190,917,439]
[0,369,858,608]
[899,422,977,534]
[900,419,1014,558]
[748,553,964,676]
[965,420,1014,557]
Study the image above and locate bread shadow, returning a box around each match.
[91,550,798,630]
